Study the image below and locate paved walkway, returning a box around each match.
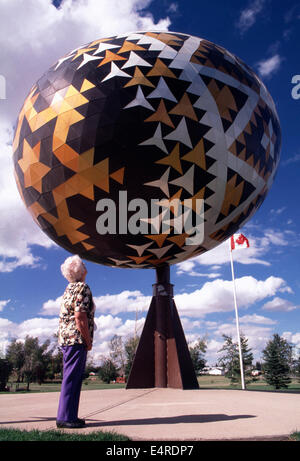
[1,388,299,440]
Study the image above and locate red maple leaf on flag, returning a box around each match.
[230,233,250,250]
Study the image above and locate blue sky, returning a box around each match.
[0,0,299,365]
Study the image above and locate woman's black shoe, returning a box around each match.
[56,419,85,428]
[76,418,86,426]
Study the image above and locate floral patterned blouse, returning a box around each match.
[58,281,95,347]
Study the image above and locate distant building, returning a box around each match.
[251,370,262,376]
[88,371,97,381]
[201,367,224,376]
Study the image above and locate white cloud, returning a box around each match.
[39,274,291,320]
[0,317,15,336]
[176,260,195,273]
[176,267,221,279]
[239,313,277,325]
[262,229,290,246]
[17,317,59,341]
[0,122,56,272]
[206,338,224,356]
[0,0,171,272]
[283,153,300,166]
[0,316,59,355]
[0,299,10,312]
[176,262,219,278]
[174,275,291,318]
[167,3,178,13]
[92,315,146,362]
[262,296,299,312]
[116,317,145,337]
[40,296,63,316]
[257,54,282,77]
[176,228,298,278]
[204,320,219,329]
[282,331,300,351]
[236,0,265,34]
[94,290,151,315]
[181,316,201,331]
[95,314,123,340]
[270,207,286,215]
[0,0,170,123]
[0,318,15,355]
[40,290,152,316]
[176,234,267,276]
[0,311,147,364]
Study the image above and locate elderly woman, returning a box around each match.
[56,255,95,429]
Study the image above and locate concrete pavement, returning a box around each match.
[1,388,299,440]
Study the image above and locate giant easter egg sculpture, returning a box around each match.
[13,32,281,269]
[13,32,281,389]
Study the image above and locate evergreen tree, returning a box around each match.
[98,358,118,384]
[189,337,207,375]
[262,334,292,389]
[218,334,253,386]
[218,335,240,384]
[255,361,262,371]
[241,335,254,379]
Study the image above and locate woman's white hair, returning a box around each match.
[61,255,86,283]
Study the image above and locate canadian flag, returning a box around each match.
[230,233,250,250]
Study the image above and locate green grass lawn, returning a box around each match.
[197,375,300,392]
[2,375,300,394]
[2,379,126,394]
[0,427,130,441]
[0,427,297,441]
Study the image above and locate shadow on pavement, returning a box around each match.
[84,413,256,427]
[0,417,56,425]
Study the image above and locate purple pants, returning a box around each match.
[57,344,87,423]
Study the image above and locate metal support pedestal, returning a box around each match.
[126,265,199,389]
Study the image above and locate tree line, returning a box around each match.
[0,334,141,391]
[1,336,62,391]
[1,332,299,391]
[217,333,299,389]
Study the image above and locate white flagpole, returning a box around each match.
[229,238,246,390]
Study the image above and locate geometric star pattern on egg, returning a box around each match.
[13,31,281,269]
